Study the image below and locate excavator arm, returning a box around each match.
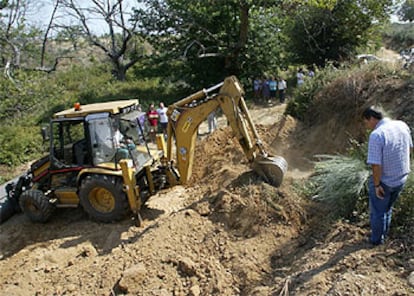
[164,76,287,187]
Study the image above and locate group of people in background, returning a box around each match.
[144,102,168,143]
[144,68,318,142]
[142,100,218,143]
[254,76,287,104]
[296,67,315,87]
[254,67,315,104]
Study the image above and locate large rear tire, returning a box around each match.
[0,198,18,223]
[19,189,55,223]
[79,175,129,222]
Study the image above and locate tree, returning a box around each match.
[0,0,46,77]
[59,0,146,81]
[40,0,60,68]
[132,0,356,87]
[1,0,30,68]
[0,0,75,74]
[133,0,290,88]
[398,0,414,22]
[286,0,393,67]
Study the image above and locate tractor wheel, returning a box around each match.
[79,175,129,222]
[19,189,55,223]
[0,198,18,223]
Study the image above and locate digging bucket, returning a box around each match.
[252,155,288,187]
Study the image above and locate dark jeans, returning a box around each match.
[368,177,404,245]
[279,89,285,103]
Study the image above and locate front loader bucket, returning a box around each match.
[252,155,288,187]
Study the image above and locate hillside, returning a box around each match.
[1,72,414,295]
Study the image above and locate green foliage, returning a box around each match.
[54,64,112,94]
[0,70,67,123]
[0,125,43,166]
[134,0,286,88]
[242,7,287,76]
[309,154,370,218]
[0,0,45,69]
[382,23,414,51]
[0,70,69,166]
[294,136,370,220]
[286,0,392,66]
[55,26,85,50]
[285,65,341,120]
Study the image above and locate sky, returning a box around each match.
[28,1,142,35]
[29,1,404,36]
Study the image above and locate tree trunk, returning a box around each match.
[225,2,249,73]
[111,61,127,81]
[41,0,60,68]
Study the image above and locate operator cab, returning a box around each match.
[49,101,157,172]
[86,111,153,170]
[50,117,90,169]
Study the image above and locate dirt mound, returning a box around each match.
[184,124,309,249]
[190,128,249,189]
[1,88,414,295]
[285,67,414,159]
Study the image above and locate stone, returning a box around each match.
[118,263,147,293]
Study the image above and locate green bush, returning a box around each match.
[383,23,414,51]
[285,65,342,120]
[0,125,43,166]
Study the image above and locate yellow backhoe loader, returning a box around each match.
[162,75,287,187]
[1,76,287,224]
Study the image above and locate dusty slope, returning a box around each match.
[1,103,413,296]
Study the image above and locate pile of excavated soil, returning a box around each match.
[1,93,414,295]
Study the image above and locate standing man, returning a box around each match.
[261,76,270,103]
[277,77,287,104]
[253,76,262,103]
[147,103,159,143]
[363,106,413,246]
[296,68,305,87]
[268,76,277,104]
[157,102,168,138]
[207,110,217,134]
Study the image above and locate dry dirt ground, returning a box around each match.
[1,102,414,296]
